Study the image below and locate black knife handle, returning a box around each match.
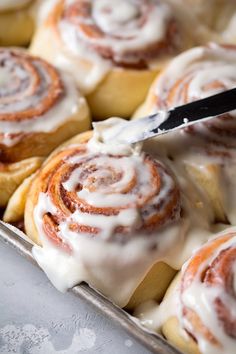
[153,87,236,132]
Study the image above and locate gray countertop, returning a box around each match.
[0,240,152,354]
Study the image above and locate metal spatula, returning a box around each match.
[113,88,236,144]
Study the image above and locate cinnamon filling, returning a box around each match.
[35,143,180,248]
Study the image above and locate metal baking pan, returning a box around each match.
[0,221,181,354]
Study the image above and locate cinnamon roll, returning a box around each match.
[23,118,213,307]
[0,157,44,208]
[0,48,90,207]
[0,0,35,46]
[3,173,36,224]
[30,0,196,119]
[134,43,236,225]
[160,227,236,354]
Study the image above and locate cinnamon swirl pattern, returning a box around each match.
[134,43,236,224]
[29,136,180,245]
[56,0,180,69]
[177,228,236,354]
[30,0,193,118]
[0,48,90,162]
[24,127,183,306]
[152,43,236,151]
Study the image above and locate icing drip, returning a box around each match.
[39,0,184,93]
[59,0,179,67]
[178,228,236,354]
[29,118,188,306]
[29,119,214,306]
[138,43,236,225]
[134,228,236,354]
[0,49,83,146]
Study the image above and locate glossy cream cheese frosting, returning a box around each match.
[31,118,213,307]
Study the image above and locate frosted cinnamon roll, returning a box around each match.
[0,48,90,207]
[23,118,212,307]
[159,227,236,354]
[0,0,35,46]
[134,43,236,225]
[30,0,195,119]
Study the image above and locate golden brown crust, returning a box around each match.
[162,316,201,354]
[30,0,197,118]
[48,0,181,68]
[0,113,90,163]
[163,231,236,354]
[126,262,176,310]
[3,173,36,223]
[0,3,34,46]
[161,273,201,354]
[25,130,180,246]
[0,48,91,162]
[0,48,90,207]
[133,44,236,225]
[180,233,236,344]
[25,131,93,245]
[86,67,159,120]
[0,156,44,207]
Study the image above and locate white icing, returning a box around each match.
[32,0,178,93]
[88,118,143,156]
[58,21,111,94]
[134,300,161,330]
[33,214,183,307]
[31,118,214,307]
[0,59,85,146]
[88,112,169,151]
[138,43,236,226]
[0,72,80,132]
[93,0,140,32]
[33,193,183,307]
[134,277,179,331]
[60,0,173,60]
[0,67,11,86]
[66,208,141,240]
[63,154,154,208]
[178,229,236,354]
[143,138,215,234]
[0,0,32,11]
[135,229,236,354]
[30,118,196,306]
[31,0,59,24]
[155,44,236,108]
[88,0,171,56]
[163,227,212,270]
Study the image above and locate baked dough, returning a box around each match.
[0,0,34,46]
[30,0,196,119]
